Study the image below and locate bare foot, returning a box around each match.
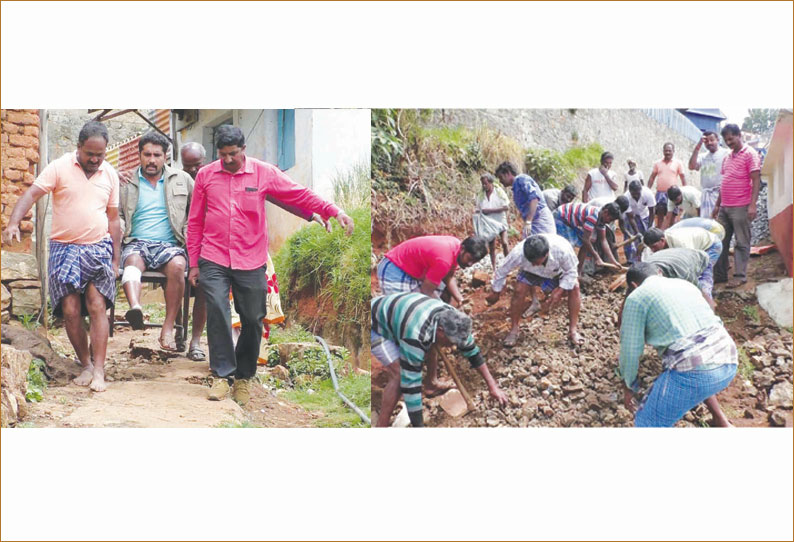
[89,368,107,392]
[425,379,455,398]
[73,365,94,387]
[568,330,584,346]
[503,329,520,347]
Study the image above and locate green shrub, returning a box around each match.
[273,205,370,345]
[25,359,47,403]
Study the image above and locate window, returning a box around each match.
[277,109,295,171]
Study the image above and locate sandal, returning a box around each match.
[125,307,145,330]
[187,345,207,361]
[158,334,179,352]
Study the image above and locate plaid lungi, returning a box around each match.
[376,257,445,296]
[370,329,401,367]
[634,324,737,427]
[517,270,560,294]
[121,239,186,270]
[553,210,583,248]
[48,238,115,317]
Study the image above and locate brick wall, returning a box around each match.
[1,109,40,253]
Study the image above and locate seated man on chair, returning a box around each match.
[118,131,194,351]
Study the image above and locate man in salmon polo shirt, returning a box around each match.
[711,124,761,288]
[648,142,687,228]
[186,125,354,405]
[376,234,488,305]
[2,121,121,392]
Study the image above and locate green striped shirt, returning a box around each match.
[371,292,483,413]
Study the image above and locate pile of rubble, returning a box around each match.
[423,271,793,428]
[751,181,771,245]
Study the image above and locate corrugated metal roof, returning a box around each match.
[104,109,172,171]
[682,108,727,119]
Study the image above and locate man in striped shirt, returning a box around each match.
[486,234,583,347]
[371,292,507,427]
[619,263,736,427]
[712,124,762,288]
[553,202,624,273]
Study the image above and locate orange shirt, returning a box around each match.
[651,158,684,192]
[32,152,119,244]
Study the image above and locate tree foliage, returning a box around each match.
[741,109,779,135]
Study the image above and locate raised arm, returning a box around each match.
[266,167,354,235]
[689,137,704,171]
[600,166,619,191]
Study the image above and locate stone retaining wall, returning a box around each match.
[429,109,703,190]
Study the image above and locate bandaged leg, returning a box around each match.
[121,265,142,286]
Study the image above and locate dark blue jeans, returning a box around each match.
[198,258,267,380]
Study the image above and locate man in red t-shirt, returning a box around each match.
[377,235,488,306]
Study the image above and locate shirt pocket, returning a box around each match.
[241,185,261,213]
[170,182,189,214]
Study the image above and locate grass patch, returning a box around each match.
[273,206,371,352]
[331,161,371,211]
[216,420,260,428]
[284,373,371,428]
[19,313,40,331]
[25,359,47,403]
[737,347,754,380]
[742,305,760,324]
[268,324,315,345]
[524,142,604,189]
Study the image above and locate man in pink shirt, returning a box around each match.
[648,142,687,228]
[186,125,353,405]
[376,234,488,305]
[712,124,761,288]
[2,121,121,393]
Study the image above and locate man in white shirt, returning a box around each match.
[583,151,619,202]
[623,158,645,191]
[688,131,729,218]
[486,234,582,347]
[663,185,702,228]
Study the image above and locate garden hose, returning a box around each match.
[314,335,371,425]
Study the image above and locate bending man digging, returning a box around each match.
[486,234,583,347]
[371,292,507,427]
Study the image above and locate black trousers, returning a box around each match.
[198,258,267,380]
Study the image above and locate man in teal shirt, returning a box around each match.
[619,263,737,427]
[119,132,194,351]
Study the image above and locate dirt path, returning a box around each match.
[20,326,318,428]
[372,251,793,428]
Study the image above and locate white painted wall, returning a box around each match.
[311,109,371,202]
[762,110,793,218]
[174,108,368,253]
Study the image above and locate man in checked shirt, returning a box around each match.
[618,262,736,427]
